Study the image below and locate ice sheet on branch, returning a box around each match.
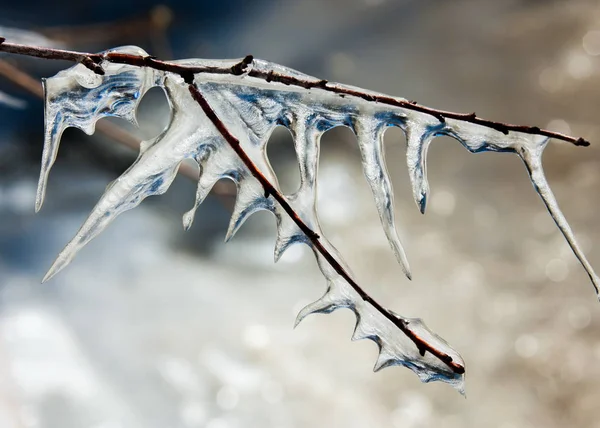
[35,46,600,394]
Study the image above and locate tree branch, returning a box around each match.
[0,39,590,147]
[8,38,592,375]
[0,57,235,204]
[188,82,465,374]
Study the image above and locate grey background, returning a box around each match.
[1,1,599,427]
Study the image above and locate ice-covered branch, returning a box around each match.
[0,58,235,201]
[188,83,465,375]
[0,38,590,147]
[1,39,597,394]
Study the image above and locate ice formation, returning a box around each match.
[35,46,599,393]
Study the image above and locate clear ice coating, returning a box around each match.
[36,47,600,393]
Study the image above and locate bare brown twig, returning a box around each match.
[4,37,589,375]
[0,38,590,147]
[188,83,465,374]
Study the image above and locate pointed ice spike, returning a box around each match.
[36,47,600,392]
[36,81,66,212]
[294,296,331,327]
[37,48,154,210]
[273,201,311,262]
[182,180,213,231]
[273,230,306,262]
[373,347,396,372]
[294,282,346,327]
[351,318,372,341]
[355,116,411,279]
[224,176,272,242]
[520,143,600,297]
[273,112,323,263]
[405,118,445,214]
[182,164,218,231]
[273,236,290,262]
[43,157,180,282]
[290,114,320,197]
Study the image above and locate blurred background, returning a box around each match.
[1,0,600,427]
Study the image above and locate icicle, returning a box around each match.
[37,49,598,394]
[304,250,465,391]
[273,211,308,262]
[404,115,445,214]
[184,139,244,230]
[519,140,600,297]
[43,158,180,282]
[373,346,396,372]
[182,171,215,231]
[444,119,600,297]
[294,287,338,327]
[355,115,411,279]
[294,276,354,327]
[272,111,323,261]
[290,111,320,200]
[225,176,273,241]
[37,47,156,211]
[352,317,373,341]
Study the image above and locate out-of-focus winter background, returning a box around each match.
[1,1,599,427]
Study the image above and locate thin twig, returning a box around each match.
[0,39,590,147]
[4,38,586,374]
[9,38,593,374]
[0,39,252,79]
[188,83,465,374]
